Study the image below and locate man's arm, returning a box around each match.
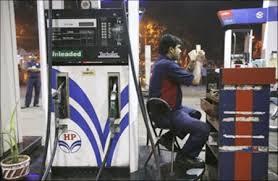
[167,50,205,86]
[27,62,40,72]
[167,62,194,86]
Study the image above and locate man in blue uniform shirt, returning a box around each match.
[149,34,210,169]
[23,57,41,108]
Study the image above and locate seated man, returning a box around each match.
[149,34,210,169]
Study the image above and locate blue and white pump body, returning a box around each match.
[44,8,137,173]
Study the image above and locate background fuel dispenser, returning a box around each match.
[45,8,136,172]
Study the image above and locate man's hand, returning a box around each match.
[188,49,206,64]
[27,66,40,72]
[187,49,206,85]
[186,59,196,72]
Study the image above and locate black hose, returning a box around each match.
[41,123,59,180]
[41,83,64,180]
[95,136,113,181]
[40,0,53,180]
[120,1,161,179]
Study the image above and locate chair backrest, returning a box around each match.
[146,98,171,128]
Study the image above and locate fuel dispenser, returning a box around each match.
[218,6,277,68]
[45,8,135,174]
[224,29,253,68]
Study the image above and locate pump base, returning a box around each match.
[51,166,129,179]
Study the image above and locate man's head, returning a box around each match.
[158,34,182,60]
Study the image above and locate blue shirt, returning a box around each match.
[27,60,40,79]
[149,55,194,110]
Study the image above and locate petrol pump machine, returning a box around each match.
[224,29,253,68]
[45,9,134,172]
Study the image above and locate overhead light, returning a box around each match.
[80,0,91,9]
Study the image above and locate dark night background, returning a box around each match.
[14,0,263,63]
[140,0,263,63]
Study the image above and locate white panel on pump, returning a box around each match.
[224,30,232,68]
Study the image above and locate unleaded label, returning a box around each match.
[52,50,83,58]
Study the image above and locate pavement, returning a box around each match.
[19,86,45,139]
[18,84,277,180]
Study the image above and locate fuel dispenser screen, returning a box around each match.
[45,9,128,65]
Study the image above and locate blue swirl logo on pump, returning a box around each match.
[58,130,81,153]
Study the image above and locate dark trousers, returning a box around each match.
[157,106,210,158]
[25,77,41,107]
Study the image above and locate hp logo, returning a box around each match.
[256,11,264,19]
[58,130,82,153]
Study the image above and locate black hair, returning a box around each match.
[158,34,183,56]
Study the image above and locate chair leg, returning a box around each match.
[144,141,160,168]
[146,128,161,146]
[157,144,161,156]
[158,129,163,137]
[147,136,161,155]
[170,136,175,176]
[157,129,164,155]
[175,137,181,150]
[144,148,154,168]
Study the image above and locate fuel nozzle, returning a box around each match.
[53,75,69,132]
[109,83,118,119]
[52,82,64,103]
[109,83,120,135]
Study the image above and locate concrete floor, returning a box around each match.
[18,85,277,180]
[19,86,45,139]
